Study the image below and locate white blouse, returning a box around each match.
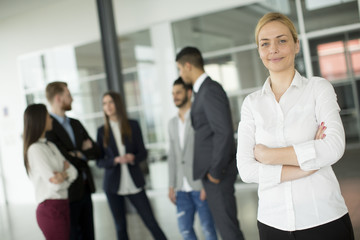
[27,138,77,204]
[237,71,348,231]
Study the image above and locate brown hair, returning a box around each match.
[102,91,132,147]
[23,104,48,175]
[45,81,67,103]
[255,12,298,47]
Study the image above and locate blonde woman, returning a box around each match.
[237,12,354,240]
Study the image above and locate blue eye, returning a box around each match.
[261,42,269,47]
[280,39,287,43]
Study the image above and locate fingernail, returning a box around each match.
[323,134,326,137]
[321,122,324,126]
[323,126,326,130]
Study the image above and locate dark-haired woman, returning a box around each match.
[96,91,167,240]
[23,103,77,240]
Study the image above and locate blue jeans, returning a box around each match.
[176,191,218,240]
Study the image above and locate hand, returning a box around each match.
[315,122,327,140]
[254,144,269,164]
[114,156,127,164]
[63,161,70,170]
[68,150,84,159]
[200,188,206,201]
[68,151,76,157]
[82,139,93,151]
[49,172,66,184]
[207,173,220,184]
[75,151,85,159]
[168,187,176,204]
[124,153,135,164]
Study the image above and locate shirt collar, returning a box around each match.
[177,109,190,121]
[193,73,208,93]
[38,138,47,143]
[261,70,303,95]
[51,113,69,125]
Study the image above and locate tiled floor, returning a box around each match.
[1,147,359,240]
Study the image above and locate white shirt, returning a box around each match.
[27,138,77,204]
[178,110,192,192]
[237,71,348,231]
[193,73,208,93]
[110,120,142,195]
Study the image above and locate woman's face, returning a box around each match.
[44,113,53,132]
[258,21,299,74]
[102,95,117,118]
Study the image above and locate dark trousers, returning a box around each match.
[36,199,70,240]
[258,213,354,240]
[106,190,167,240]
[69,187,95,240]
[202,166,245,240]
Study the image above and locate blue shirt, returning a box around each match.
[51,113,76,147]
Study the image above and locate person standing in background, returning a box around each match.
[23,103,77,240]
[45,81,99,240]
[237,12,354,240]
[175,47,245,240]
[96,91,167,240]
[168,77,217,240]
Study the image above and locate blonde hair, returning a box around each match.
[255,12,298,47]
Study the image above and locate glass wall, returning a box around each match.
[301,0,359,32]
[172,0,305,131]
[310,31,360,143]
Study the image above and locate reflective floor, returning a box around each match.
[1,147,360,240]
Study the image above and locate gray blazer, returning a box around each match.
[191,77,236,180]
[167,114,202,191]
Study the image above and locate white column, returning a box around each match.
[148,22,178,189]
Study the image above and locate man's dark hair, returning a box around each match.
[175,46,204,70]
[173,77,192,91]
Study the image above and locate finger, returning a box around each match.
[315,123,323,139]
[318,126,326,139]
[315,123,326,139]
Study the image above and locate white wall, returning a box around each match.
[0,0,249,203]
[113,0,258,34]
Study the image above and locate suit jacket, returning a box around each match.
[96,119,147,194]
[46,116,99,202]
[167,113,202,191]
[191,77,236,180]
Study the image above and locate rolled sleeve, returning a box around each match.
[293,78,345,170]
[293,140,318,171]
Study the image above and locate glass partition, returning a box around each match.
[302,0,359,32]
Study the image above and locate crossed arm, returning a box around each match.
[254,123,326,182]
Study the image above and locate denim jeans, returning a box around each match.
[176,191,218,240]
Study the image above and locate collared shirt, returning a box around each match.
[193,72,208,93]
[177,110,192,192]
[110,120,141,195]
[237,71,348,231]
[27,138,78,204]
[51,113,76,147]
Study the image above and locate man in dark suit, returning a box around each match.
[175,47,245,240]
[45,81,99,240]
